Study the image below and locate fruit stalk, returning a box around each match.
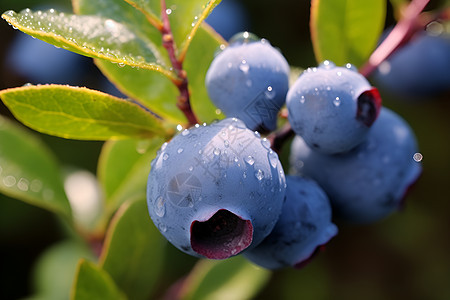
[160,0,199,126]
[359,0,430,77]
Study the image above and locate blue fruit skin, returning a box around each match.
[244,176,338,270]
[373,31,450,99]
[287,62,379,154]
[205,39,290,132]
[290,107,422,224]
[205,0,249,40]
[147,118,286,259]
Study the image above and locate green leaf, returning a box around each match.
[180,256,271,300]
[99,198,166,300]
[1,9,176,79]
[310,0,386,67]
[97,138,164,212]
[74,0,224,124]
[0,85,169,141]
[185,24,225,123]
[32,239,96,300]
[0,114,71,218]
[71,259,127,300]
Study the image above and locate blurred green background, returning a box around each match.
[1,0,449,299]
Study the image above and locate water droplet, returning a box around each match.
[163,153,169,160]
[265,86,275,99]
[155,196,166,217]
[189,166,194,172]
[176,124,183,131]
[245,156,255,166]
[239,60,249,73]
[229,31,260,45]
[117,62,125,68]
[182,129,190,136]
[213,148,221,156]
[166,8,172,15]
[215,109,222,115]
[160,142,168,151]
[17,178,29,191]
[30,179,43,192]
[177,148,184,154]
[268,151,279,168]
[159,223,167,232]
[3,175,16,187]
[261,138,271,149]
[300,95,306,103]
[345,63,357,71]
[224,140,230,148]
[333,97,341,106]
[413,152,423,162]
[336,71,342,76]
[255,169,264,181]
[254,131,260,138]
[319,60,335,69]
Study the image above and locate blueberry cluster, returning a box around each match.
[146,32,422,269]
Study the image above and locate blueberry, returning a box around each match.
[205,0,249,40]
[147,118,286,259]
[286,61,382,154]
[290,107,422,223]
[205,32,290,132]
[244,175,338,269]
[372,28,450,99]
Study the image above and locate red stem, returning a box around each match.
[359,0,430,77]
[160,0,199,126]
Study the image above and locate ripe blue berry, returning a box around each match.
[147,118,286,259]
[290,107,422,223]
[373,29,450,99]
[244,176,338,269]
[205,32,290,132]
[286,61,382,154]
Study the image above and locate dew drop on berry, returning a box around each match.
[239,60,250,73]
[255,169,264,181]
[333,97,341,107]
[268,151,279,168]
[245,156,255,166]
[261,138,271,149]
[155,196,166,217]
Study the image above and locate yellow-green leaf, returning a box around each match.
[310,0,386,67]
[0,85,169,141]
[0,114,71,218]
[1,9,176,79]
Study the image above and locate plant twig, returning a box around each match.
[160,0,199,127]
[268,121,295,154]
[359,0,431,77]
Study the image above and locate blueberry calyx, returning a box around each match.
[356,87,382,127]
[190,209,253,259]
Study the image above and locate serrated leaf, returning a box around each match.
[1,9,176,79]
[97,138,164,212]
[71,259,127,300]
[99,198,166,300]
[180,256,271,300]
[0,85,169,140]
[310,0,386,67]
[0,114,71,218]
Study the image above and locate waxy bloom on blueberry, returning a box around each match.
[206,32,290,132]
[287,61,382,154]
[290,107,422,223]
[147,118,286,259]
[244,176,338,269]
